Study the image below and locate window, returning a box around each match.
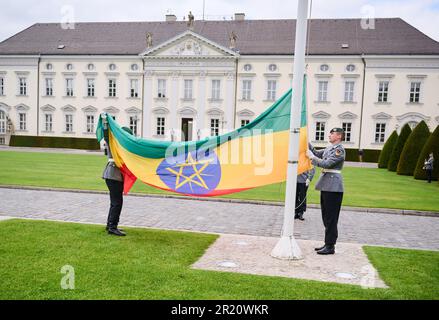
[320,64,329,72]
[129,116,138,136]
[66,78,74,96]
[130,79,139,98]
[45,78,53,96]
[0,77,4,95]
[378,81,389,102]
[157,79,166,98]
[131,64,139,71]
[211,80,221,100]
[344,81,354,102]
[346,64,355,72]
[109,63,116,71]
[19,113,26,130]
[66,63,73,70]
[318,81,328,102]
[86,115,95,133]
[375,123,386,143]
[46,63,53,70]
[241,119,250,127]
[242,80,252,100]
[243,64,252,71]
[409,82,421,103]
[19,77,27,95]
[45,114,53,132]
[156,117,165,136]
[87,63,94,71]
[184,80,193,99]
[87,79,95,97]
[342,122,352,142]
[268,64,277,72]
[315,122,325,141]
[210,118,220,136]
[65,114,73,132]
[267,80,277,101]
[108,79,116,97]
[0,110,6,133]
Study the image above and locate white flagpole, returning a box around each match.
[271,0,309,260]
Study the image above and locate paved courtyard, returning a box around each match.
[0,187,438,251]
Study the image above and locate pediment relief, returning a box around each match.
[396,112,430,122]
[206,107,224,117]
[61,104,77,112]
[372,112,392,120]
[312,111,331,119]
[338,111,357,120]
[177,106,197,116]
[82,105,98,113]
[41,104,56,112]
[103,106,120,114]
[237,108,255,117]
[126,107,142,114]
[15,103,31,111]
[152,106,170,115]
[0,103,11,111]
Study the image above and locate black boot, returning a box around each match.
[108,227,126,236]
[314,245,325,251]
[105,225,123,232]
[298,212,305,221]
[294,214,299,219]
[317,245,335,255]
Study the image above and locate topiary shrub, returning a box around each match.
[397,121,430,176]
[414,125,439,180]
[388,124,412,172]
[9,135,100,150]
[378,130,398,168]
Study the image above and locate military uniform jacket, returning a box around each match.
[102,141,123,182]
[309,142,345,193]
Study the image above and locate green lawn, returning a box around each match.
[0,219,437,300]
[0,150,438,212]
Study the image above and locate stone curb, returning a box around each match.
[0,184,437,218]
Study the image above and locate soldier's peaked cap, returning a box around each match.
[330,127,344,133]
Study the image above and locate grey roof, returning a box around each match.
[1,18,439,56]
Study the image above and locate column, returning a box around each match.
[142,70,153,138]
[225,71,236,131]
[196,71,207,139]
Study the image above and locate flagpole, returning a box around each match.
[271,0,309,260]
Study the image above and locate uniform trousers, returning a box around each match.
[320,191,343,246]
[295,183,308,215]
[105,179,124,229]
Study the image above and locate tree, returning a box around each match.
[397,121,430,176]
[388,124,412,172]
[378,130,398,168]
[414,125,439,180]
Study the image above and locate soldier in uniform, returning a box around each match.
[307,128,346,255]
[295,167,316,221]
[102,121,134,236]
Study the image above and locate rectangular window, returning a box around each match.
[242,80,252,100]
[19,77,27,96]
[130,79,139,98]
[211,80,221,100]
[344,81,354,102]
[375,123,386,143]
[65,114,73,132]
[19,113,26,130]
[45,114,53,132]
[318,81,328,102]
[66,78,74,96]
[210,118,220,136]
[315,122,325,141]
[267,80,277,101]
[86,115,95,133]
[129,116,138,136]
[378,81,389,102]
[157,79,166,98]
[87,79,95,97]
[0,110,5,133]
[108,79,116,97]
[342,122,352,142]
[409,82,421,103]
[45,78,53,96]
[241,119,250,127]
[156,117,165,136]
[184,80,193,99]
[0,77,4,95]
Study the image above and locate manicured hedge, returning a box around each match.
[378,130,398,169]
[9,135,100,150]
[397,121,430,176]
[388,124,412,172]
[414,125,439,181]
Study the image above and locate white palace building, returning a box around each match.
[0,14,439,152]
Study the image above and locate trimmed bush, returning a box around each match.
[388,124,412,172]
[378,130,398,168]
[397,121,430,176]
[414,125,439,181]
[9,135,100,150]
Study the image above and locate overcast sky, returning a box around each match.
[1,0,439,42]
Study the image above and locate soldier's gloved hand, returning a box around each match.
[305,178,310,187]
[306,149,315,160]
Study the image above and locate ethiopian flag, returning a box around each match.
[96,81,312,197]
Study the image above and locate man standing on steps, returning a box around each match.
[307,128,346,255]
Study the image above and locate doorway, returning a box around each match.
[181,118,193,141]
